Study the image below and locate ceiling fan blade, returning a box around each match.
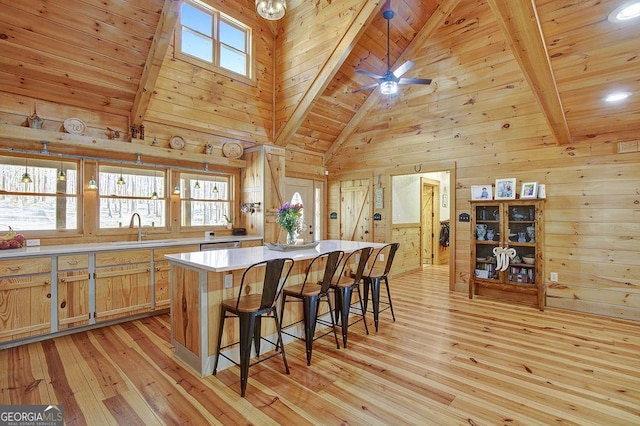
[352,83,380,93]
[392,60,415,78]
[398,77,432,85]
[355,69,384,80]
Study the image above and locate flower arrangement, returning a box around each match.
[276,203,303,244]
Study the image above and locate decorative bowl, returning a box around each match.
[522,256,535,265]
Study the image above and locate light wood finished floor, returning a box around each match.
[2,265,639,425]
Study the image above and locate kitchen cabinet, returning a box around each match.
[95,249,152,322]
[152,245,199,310]
[469,199,545,310]
[0,257,52,342]
[240,239,263,248]
[57,254,90,329]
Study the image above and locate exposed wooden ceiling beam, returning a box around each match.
[130,0,181,125]
[273,0,384,147]
[487,0,571,145]
[325,0,462,164]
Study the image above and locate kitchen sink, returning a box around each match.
[110,239,179,246]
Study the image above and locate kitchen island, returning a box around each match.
[166,240,384,376]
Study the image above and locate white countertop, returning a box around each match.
[165,240,385,273]
[0,235,262,259]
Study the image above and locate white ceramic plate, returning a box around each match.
[169,135,185,150]
[63,117,86,134]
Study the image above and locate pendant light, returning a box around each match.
[117,168,125,185]
[212,183,219,199]
[21,154,32,183]
[87,160,98,190]
[256,0,286,20]
[150,169,158,200]
[194,179,201,190]
[57,159,66,181]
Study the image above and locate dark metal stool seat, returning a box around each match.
[212,257,294,397]
[363,243,399,331]
[330,246,373,348]
[280,250,344,365]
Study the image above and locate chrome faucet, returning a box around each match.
[128,213,144,241]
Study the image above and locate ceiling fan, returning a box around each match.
[353,2,432,95]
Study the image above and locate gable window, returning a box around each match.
[179,172,232,227]
[97,166,166,229]
[177,0,252,80]
[0,155,78,231]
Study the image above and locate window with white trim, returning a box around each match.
[0,155,78,231]
[97,165,166,229]
[177,0,252,79]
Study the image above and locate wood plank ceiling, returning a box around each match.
[1,0,639,159]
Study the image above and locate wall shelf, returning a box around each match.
[0,124,246,168]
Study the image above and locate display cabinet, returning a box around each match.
[469,199,545,310]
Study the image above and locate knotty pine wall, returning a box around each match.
[321,0,640,321]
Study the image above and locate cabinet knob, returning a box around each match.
[60,301,67,309]
[60,278,66,283]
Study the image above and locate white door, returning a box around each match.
[285,178,318,241]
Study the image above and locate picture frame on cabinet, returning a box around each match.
[520,182,538,199]
[495,178,516,200]
[471,185,493,200]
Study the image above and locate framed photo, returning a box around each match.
[520,182,538,199]
[495,178,516,200]
[471,185,493,201]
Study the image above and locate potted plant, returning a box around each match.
[224,214,233,230]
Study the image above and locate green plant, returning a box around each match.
[224,214,233,223]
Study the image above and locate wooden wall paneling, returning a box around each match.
[391,225,422,274]
[171,266,200,354]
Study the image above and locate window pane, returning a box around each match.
[181,201,229,226]
[97,166,166,229]
[0,156,78,231]
[99,198,166,229]
[220,45,246,75]
[219,21,246,52]
[181,3,212,36]
[181,28,213,63]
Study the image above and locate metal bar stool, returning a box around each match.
[280,250,344,365]
[212,257,294,397]
[363,243,399,331]
[330,246,373,348]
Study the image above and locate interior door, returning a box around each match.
[284,178,315,241]
[340,180,371,242]
[421,181,435,265]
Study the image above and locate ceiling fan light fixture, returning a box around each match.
[256,0,286,20]
[380,81,398,95]
[608,2,640,22]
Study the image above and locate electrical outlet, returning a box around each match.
[26,239,40,246]
[224,274,233,288]
[380,253,384,261]
[550,272,558,282]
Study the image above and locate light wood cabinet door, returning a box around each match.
[0,257,52,342]
[152,245,199,310]
[58,269,90,329]
[95,250,152,322]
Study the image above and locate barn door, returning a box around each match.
[340,180,371,242]
[421,181,435,265]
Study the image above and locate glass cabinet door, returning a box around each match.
[505,204,536,284]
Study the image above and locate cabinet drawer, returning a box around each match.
[95,250,151,267]
[0,257,52,276]
[58,254,89,271]
[153,245,200,261]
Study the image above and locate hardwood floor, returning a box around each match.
[2,265,639,425]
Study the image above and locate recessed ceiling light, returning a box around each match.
[608,1,640,22]
[603,91,632,102]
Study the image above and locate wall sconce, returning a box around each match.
[87,177,98,190]
[241,202,261,214]
[173,185,180,195]
[256,0,286,20]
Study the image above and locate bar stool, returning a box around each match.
[330,246,373,348]
[280,250,343,365]
[212,257,294,397]
[363,243,399,331]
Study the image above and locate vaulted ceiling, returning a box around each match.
[1,0,639,162]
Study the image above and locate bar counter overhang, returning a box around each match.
[166,240,385,376]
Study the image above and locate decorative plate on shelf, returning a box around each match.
[169,135,185,150]
[63,117,86,134]
[222,142,244,158]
